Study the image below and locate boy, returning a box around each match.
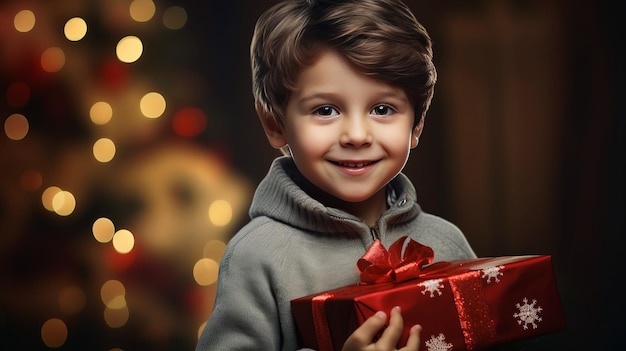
[196,0,476,350]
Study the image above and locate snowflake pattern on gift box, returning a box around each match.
[425,333,453,351]
[481,265,505,283]
[513,297,543,330]
[419,279,444,297]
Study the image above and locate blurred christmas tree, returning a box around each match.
[0,1,252,349]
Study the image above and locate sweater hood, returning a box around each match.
[249,157,421,235]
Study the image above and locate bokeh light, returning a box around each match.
[208,200,232,227]
[163,6,187,30]
[203,240,226,261]
[6,81,31,107]
[42,186,62,211]
[140,92,166,118]
[41,47,66,73]
[106,294,127,310]
[116,36,143,63]
[64,17,87,41]
[52,190,76,216]
[89,101,113,125]
[193,258,219,286]
[58,285,86,315]
[4,113,29,140]
[40,318,68,348]
[104,305,129,328]
[93,137,116,162]
[130,0,156,22]
[197,322,206,339]
[100,280,129,328]
[112,229,135,254]
[14,10,35,33]
[93,217,115,243]
[20,169,43,191]
[101,280,126,307]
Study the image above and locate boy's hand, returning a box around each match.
[341,306,421,351]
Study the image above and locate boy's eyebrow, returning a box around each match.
[296,90,409,105]
[296,92,339,104]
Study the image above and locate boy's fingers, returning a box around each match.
[375,306,404,349]
[342,311,387,350]
[401,324,422,351]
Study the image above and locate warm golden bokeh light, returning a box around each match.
[163,6,187,30]
[112,229,135,254]
[20,169,43,191]
[104,305,129,328]
[193,258,219,286]
[58,285,87,315]
[93,137,116,162]
[208,200,233,227]
[89,101,113,125]
[130,0,156,22]
[41,318,68,348]
[203,240,226,261]
[116,36,143,63]
[6,81,31,108]
[41,47,65,73]
[52,190,76,216]
[197,321,207,339]
[100,281,129,328]
[101,280,126,306]
[14,10,35,33]
[140,92,166,118]
[42,186,62,211]
[64,17,87,41]
[4,113,29,140]
[106,294,127,310]
[93,217,115,243]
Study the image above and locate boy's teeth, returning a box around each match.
[339,161,368,167]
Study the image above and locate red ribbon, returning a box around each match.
[357,236,434,284]
[448,271,496,350]
[311,293,335,351]
[356,236,496,349]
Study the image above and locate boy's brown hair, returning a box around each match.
[251,0,437,127]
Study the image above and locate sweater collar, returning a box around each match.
[249,157,421,235]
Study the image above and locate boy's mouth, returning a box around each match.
[333,160,377,168]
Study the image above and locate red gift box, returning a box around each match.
[291,237,566,351]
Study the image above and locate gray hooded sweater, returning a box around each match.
[196,157,476,351]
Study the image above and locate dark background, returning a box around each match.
[1,0,623,349]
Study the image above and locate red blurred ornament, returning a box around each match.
[172,107,208,138]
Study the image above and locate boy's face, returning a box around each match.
[261,49,422,205]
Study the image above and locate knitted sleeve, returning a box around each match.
[195,228,282,350]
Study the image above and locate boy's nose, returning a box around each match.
[339,115,372,147]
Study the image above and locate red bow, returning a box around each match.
[357,236,434,284]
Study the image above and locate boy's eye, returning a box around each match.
[314,105,339,117]
[371,104,394,116]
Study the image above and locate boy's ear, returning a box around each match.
[410,117,425,149]
[256,103,288,149]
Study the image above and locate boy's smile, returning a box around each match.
[260,49,423,223]
[332,160,379,176]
